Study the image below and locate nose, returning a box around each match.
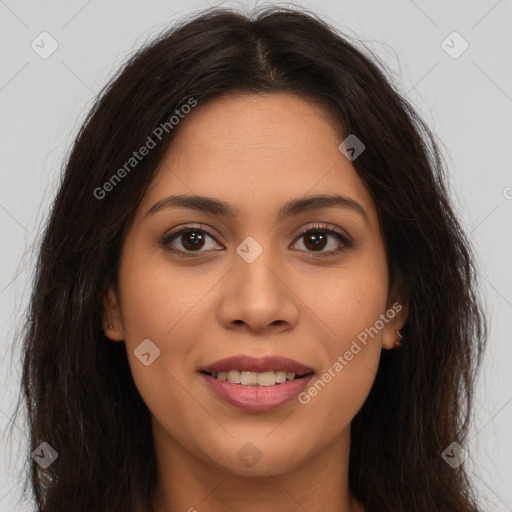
[217,245,299,335]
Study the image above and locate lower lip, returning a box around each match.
[200,373,314,412]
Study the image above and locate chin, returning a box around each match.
[201,437,308,477]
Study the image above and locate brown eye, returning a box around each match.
[161,223,352,258]
[178,230,206,251]
[162,226,223,255]
[291,225,352,256]
[302,231,329,251]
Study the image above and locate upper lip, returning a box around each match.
[199,355,314,376]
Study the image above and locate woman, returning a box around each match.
[14,5,487,511]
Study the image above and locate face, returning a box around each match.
[104,92,406,478]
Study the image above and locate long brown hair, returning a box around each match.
[12,5,487,511]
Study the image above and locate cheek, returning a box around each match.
[294,281,386,444]
[295,345,380,453]
[118,243,219,341]
[294,256,388,419]
[305,255,389,350]
[115,250,200,408]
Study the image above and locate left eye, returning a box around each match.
[291,227,349,255]
[161,224,350,257]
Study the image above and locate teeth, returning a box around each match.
[256,371,275,387]
[240,371,258,386]
[211,370,299,386]
[227,370,241,383]
[275,371,287,383]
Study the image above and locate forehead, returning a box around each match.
[138,93,378,226]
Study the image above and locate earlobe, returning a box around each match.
[393,329,403,348]
[382,299,408,350]
[102,285,125,342]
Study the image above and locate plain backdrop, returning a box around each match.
[1,1,511,510]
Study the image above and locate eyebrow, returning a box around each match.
[144,193,370,225]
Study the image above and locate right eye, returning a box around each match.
[161,225,224,257]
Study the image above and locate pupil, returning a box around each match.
[182,230,205,250]
[305,232,326,251]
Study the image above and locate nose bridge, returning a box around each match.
[234,234,281,298]
[217,233,298,331]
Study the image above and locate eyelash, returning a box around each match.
[160,223,353,259]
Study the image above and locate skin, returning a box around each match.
[103,92,407,512]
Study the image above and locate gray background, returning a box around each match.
[1,0,511,510]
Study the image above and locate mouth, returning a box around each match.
[199,370,315,412]
[200,369,314,387]
[198,355,315,412]
[199,354,314,377]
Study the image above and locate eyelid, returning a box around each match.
[293,222,350,240]
[162,222,219,238]
[161,222,352,256]
[290,222,353,257]
[160,223,223,250]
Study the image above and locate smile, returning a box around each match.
[203,370,310,386]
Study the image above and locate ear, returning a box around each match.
[102,285,125,342]
[381,295,409,351]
